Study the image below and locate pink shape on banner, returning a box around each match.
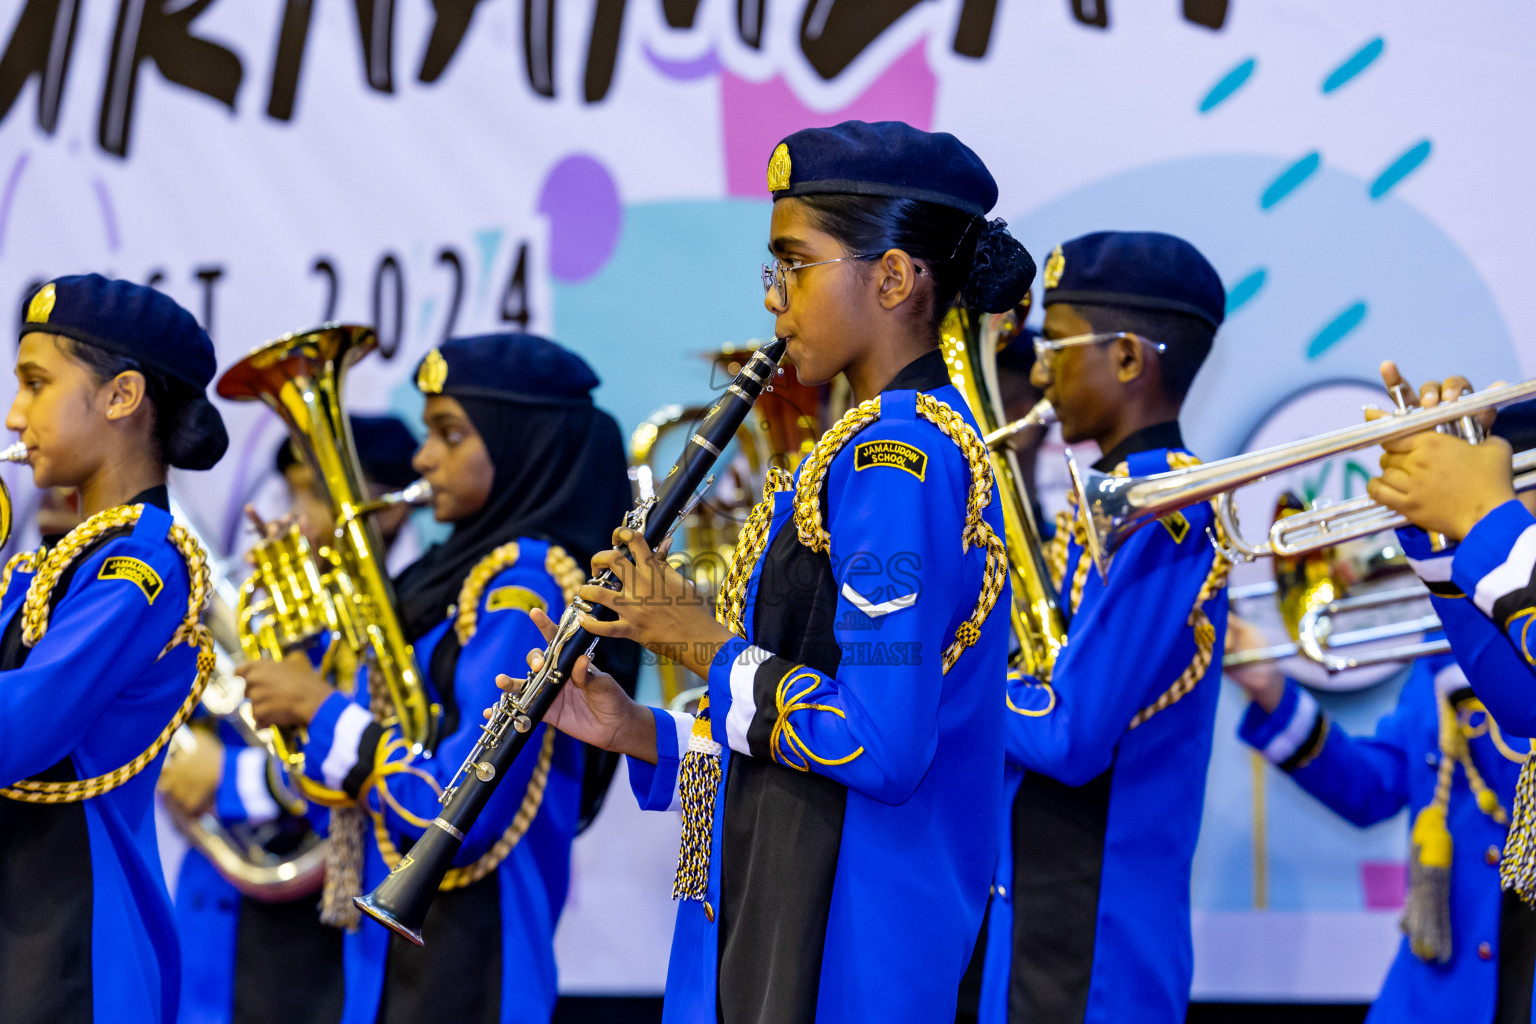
[722,43,936,198]
[644,43,721,81]
[539,154,623,283]
[1360,860,1407,909]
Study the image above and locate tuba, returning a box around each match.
[216,325,434,795]
[939,307,1069,677]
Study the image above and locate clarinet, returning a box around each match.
[355,337,788,944]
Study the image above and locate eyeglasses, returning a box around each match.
[1032,332,1166,369]
[761,252,936,309]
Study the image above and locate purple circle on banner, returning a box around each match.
[539,154,623,283]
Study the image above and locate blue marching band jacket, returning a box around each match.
[628,351,1011,1023]
[1394,505,1536,1022]
[290,537,586,1024]
[983,424,1231,1024]
[1239,650,1534,1024]
[0,492,212,1024]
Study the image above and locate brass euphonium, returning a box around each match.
[215,325,435,795]
[939,307,1069,678]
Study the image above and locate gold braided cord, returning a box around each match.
[455,542,521,645]
[673,697,721,901]
[794,397,883,554]
[1127,453,1232,730]
[1504,759,1536,902]
[3,513,215,803]
[716,466,793,638]
[369,727,556,890]
[0,548,43,603]
[545,544,585,605]
[788,392,1005,674]
[364,541,577,891]
[1047,508,1072,591]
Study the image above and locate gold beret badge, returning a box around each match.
[1043,246,1065,290]
[26,283,55,324]
[417,347,448,394]
[767,143,792,192]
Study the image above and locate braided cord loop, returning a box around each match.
[2,509,215,803]
[716,466,794,638]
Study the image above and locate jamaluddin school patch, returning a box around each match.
[98,556,163,603]
[854,440,927,481]
[486,585,547,615]
[1159,511,1191,544]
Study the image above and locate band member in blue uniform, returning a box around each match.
[160,414,420,1024]
[1,275,228,1024]
[504,120,1030,1023]
[981,232,1231,1024]
[238,332,636,1024]
[1229,618,1536,1023]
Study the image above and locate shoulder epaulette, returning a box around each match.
[2,504,214,804]
[1128,452,1232,730]
[779,392,1007,674]
[455,541,585,645]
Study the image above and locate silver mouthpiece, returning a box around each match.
[0,442,28,464]
[383,480,434,507]
[984,400,1057,450]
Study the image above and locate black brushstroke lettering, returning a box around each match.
[584,0,626,102]
[98,0,243,158]
[193,264,223,337]
[419,0,491,83]
[1183,0,1229,30]
[1070,0,1108,29]
[0,0,80,134]
[266,0,394,123]
[524,0,555,97]
[799,0,923,81]
[266,0,312,120]
[662,0,701,29]
[145,268,167,288]
[953,0,997,58]
[737,0,764,49]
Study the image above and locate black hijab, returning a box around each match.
[392,334,640,831]
[393,396,631,640]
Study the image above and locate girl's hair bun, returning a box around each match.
[163,394,228,471]
[962,218,1036,314]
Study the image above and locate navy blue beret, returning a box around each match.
[1042,231,1226,330]
[275,414,419,488]
[20,273,217,390]
[767,120,998,217]
[415,332,599,407]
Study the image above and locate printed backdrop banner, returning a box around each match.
[2,0,1532,1000]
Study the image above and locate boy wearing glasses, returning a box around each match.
[976,232,1230,1024]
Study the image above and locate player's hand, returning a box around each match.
[1224,616,1286,713]
[494,606,660,764]
[158,729,225,817]
[239,652,333,729]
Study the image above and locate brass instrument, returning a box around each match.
[161,483,429,899]
[1223,497,1438,674]
[0,442,30,547]
[633,345,827,707]
[940,307,1069,677]
[1067,377,1536,577]
[216,325,435,792]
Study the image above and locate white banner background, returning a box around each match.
[2,0,1532,1000]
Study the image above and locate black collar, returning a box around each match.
[1093,421,1184,473]
[128,485,171,512]
[882,349,950,394]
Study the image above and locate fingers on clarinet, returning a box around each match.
[529,606,556,640]
[525,648,544,671]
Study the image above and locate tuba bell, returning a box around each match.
[215,324,434,798]
[0,442,30,548]
[939,306,1069,678]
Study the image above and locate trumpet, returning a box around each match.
[0,442,30,548]
[1068,377,1536,576]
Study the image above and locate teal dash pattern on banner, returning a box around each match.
[1261,153,1321,210]
[1323,38,1385,94]
[1307,301,1368,359]
[1370,141,1432,200]
[1200,58,1256,114]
